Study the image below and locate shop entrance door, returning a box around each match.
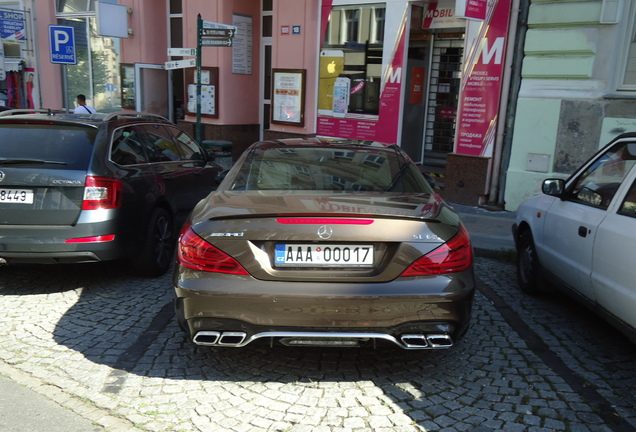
[422,33,464,169]
[400,55,428,163]
[135,64,170,118]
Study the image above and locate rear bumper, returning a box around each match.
[0,222,130,264]
[173,267,475,349]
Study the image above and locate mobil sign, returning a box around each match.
[422,1,464,29]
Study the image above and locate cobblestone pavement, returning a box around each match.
[0,258,635,432]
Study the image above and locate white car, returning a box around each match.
[512,133,636,343]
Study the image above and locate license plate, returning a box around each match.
[275,244,374,267]
[0,189,34,204]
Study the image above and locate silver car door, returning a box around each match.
[591,164,636,331]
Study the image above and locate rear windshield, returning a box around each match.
[0,123,96,170]
[227,146,433,193]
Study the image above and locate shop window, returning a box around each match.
[321,4,384,116]
[57,1,122,113]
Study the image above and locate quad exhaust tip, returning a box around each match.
[192,331,453,350]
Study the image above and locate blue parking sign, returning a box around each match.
[49,25,76,65]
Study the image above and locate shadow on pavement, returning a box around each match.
[2,259,635,431]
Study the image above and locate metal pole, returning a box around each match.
[196,14,202,143]
[63,64,69,113]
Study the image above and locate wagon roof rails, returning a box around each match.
[0,108,58,117]
[104,112,170,122]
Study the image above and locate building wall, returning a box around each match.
[121,0,168,65]
[270,0,319,135]
[33,0,62,110]
[182,0,261,126]
[505,0,632,210]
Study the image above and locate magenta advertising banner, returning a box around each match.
[317,2,406,144]
[455,0,512,157]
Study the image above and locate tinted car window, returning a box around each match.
[618,179,636,218]
[139,124,181,162]
[229,146,433,193]
[568,142,636,209]
[110,126,148,166]
[165,126,203,160]
[0,123,95,170]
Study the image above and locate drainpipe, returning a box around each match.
[488,0,522,208]
[496,0,530,207]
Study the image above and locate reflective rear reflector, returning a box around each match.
[65,234,115,243]
[276,218,373,225]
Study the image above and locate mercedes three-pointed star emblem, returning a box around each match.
[317,225,333,240]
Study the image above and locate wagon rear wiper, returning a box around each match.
[0,158,67,166]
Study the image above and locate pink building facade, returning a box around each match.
[0,0,516,206]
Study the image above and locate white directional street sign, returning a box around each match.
[167,48,197,56]
[164,58,196,70]
[201,38,233,47]
[202,20,237,32]
[201,28,235,38]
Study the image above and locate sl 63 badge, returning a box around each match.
[210,232,244,237]
[413,234,441,240]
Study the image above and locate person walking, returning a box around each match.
[73,94,96,114]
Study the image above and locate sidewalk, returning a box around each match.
[451,203,517,258]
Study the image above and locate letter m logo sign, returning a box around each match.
[478,37,505,65]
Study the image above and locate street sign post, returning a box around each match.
[48,25,76,65]
[164,58,196,70]
[193,16,237,142]
[167,48,197,57]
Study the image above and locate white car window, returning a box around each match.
[569,143,636,210]
[618,179,636,218]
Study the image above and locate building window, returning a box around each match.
[622,28,636,88]
[322,4,384,116]
[56,0,122,113]
[617,1,636,90]
[344,10,360,43]
[372,8,385,44]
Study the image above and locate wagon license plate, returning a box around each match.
[0,189,34,204]
[275,244,374,267]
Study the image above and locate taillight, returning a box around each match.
[399,226,472,277]
[177,222,249,275]
[82,176,122,210]
[277,217,373,225]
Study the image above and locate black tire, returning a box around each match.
[132,208,174,277]
[516,230,545,295]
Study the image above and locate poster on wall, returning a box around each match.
[455,0,512,157]
[271,69,305,126]
[187,84,215,116]
[0,9,26,44]
[23,67,38,109]
[185,68,218,118]
[316,1,407,144]
[232,14,252,75]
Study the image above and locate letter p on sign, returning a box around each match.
[53,30,69,51]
